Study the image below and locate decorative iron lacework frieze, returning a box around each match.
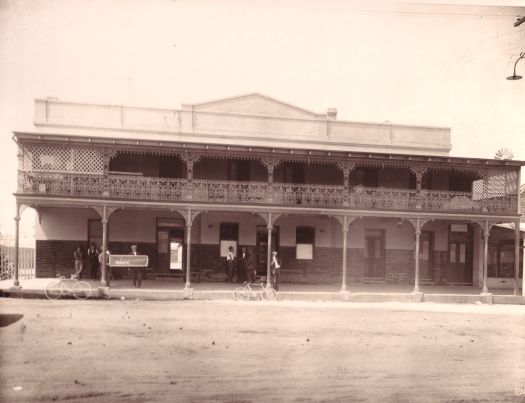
[17,170,519,215]
[21,145,104,174]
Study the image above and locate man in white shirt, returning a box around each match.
[130,244,143,288]
[226,246,235,282]
[270,251,282,291]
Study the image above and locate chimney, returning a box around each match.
[327,108,337,120]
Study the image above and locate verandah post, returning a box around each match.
[341,216,349,292]
[13,202,21,287]
[185,221,192,290]
[266,212,273,289]
[414,218,421,293]
[100,206,108,287]
[514,220,520,296]
[482,224,489,294]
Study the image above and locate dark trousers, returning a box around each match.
[89,259,99,280]
[245,267,256,283]
[226,261,235,282]
[271,270,280,291]
[132,267,143,288]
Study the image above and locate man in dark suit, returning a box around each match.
[238,246,247,283]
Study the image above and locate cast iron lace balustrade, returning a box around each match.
[192,179,268,203]
[272,183,346,207]
[17,171,517,214]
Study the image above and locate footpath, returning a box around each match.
[1,278,524,305]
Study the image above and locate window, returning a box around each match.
[227,160,250,181]
[88,219,103,249]
[220,223,239,257]
[283,162,305,184]
[296,226,315,260]
[355,168,378,187]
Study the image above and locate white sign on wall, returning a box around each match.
[220,240,237,258]
[170,241,183,270]
[296,243,313,260]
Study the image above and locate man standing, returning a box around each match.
[86,242,100,280]
[226,246,235,282]
[270,251,282,291]
[130,244,143,288]
[72,245,84,279]
[99,249,111,286]
[238,246,248,283]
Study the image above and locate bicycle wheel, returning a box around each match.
[263,287,277,301]
[233,287,251,301]
[73,281,92,300]
[45,281,63,300]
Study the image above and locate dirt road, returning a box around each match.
[1,299,524,402]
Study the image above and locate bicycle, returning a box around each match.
[233,280,277,301]
[45,274,92,300]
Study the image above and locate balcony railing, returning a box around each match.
[17,171,518,215]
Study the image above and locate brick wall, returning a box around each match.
[385,249,413,283]
[36,240,80,278]
[36,240,447,285]
[35,240,156,279]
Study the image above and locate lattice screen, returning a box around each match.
[21,145,104,174]
[472,168,518,199]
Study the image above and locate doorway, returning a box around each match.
[156,218,185,274]
[419,231,434,281]
[256,225,279,276]
[447,225,473,284]
[364,229,385,279]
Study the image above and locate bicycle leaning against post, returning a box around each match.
[233,278,277,301]
[45,274,92,300]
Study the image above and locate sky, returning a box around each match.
[0,0,524,240]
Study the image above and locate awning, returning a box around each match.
[495,223,525,232]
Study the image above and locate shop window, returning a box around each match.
[296,226,315,260]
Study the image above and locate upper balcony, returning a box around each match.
[13,135,522,217]
[16,169,519,216]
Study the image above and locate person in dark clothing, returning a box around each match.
[238,246,248,283]
[86,242,100,280]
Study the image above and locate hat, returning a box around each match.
[272,251,277,255]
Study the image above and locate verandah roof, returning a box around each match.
[13,131,525,169]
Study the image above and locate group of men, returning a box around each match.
[226,246,282,291]
[72,243,143,288]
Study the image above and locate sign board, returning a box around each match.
[450,224,468,232]
[109,254,149,267]
[170,241,183,270]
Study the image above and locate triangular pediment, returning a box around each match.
[187,93,322,119]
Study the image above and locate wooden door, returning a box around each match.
[419,231,434,281]
[256,226,279,276]
[364,230,385,279]
[156,228,185,273]
[447,227,473,284]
